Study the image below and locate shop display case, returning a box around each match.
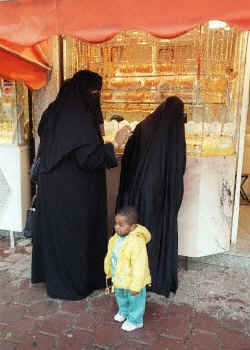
[0,79,29,146]
[63,23,248,158]
[0,79,31,238]
[63,24,249,256]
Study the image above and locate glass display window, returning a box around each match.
[0,79,29,145]
[63,23,248,156]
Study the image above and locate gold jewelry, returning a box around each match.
[113,141,119,150]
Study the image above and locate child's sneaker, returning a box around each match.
[114,313,126,322]
[121,320,143,331]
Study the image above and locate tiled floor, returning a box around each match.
[0,238,250,349]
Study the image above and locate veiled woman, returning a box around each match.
[32,70,123,300]
[116,96,186,297]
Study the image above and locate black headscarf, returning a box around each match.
[38,70,104,173]
[116,96,186,297]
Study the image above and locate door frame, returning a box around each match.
[231,33,250,244]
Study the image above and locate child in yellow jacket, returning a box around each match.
[104,206,151,332]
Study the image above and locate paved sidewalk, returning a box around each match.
[0,237,250,350]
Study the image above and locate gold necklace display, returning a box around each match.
[63,24,248,156]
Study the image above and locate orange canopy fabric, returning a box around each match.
[0,0,250,89]
[0,0,250,45]
[0,39,50,90]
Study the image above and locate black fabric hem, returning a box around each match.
[47,286,105,301]
[31,279,46,284]
[147,285,178,298]
[47,291,91,301]
[104,143,117,169]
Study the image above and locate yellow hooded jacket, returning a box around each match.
[104,224,152,292]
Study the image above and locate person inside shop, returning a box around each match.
[116,96,186,298]
[104,206,151,332]
[32,70,129,300]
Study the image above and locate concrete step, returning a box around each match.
[181,248,250,270]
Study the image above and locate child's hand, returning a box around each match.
[130,290,139,296]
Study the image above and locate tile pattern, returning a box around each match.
[0,237,250,349]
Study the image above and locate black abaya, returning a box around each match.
[32,70,117,300]
[116,96,186,297]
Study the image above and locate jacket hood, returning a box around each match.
[130,224,151,244]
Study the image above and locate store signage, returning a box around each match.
[2,80,15,96]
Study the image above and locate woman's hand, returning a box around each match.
[130,290,139,296]
[114,125,132,150]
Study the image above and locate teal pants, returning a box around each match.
[115,287,146,326]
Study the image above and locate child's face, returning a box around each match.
[114,214,136,237]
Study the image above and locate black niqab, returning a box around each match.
[38,70,104,173]
[116,96,186,297]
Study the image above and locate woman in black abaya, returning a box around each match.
[116,96,186,297]
[32,70,123,300]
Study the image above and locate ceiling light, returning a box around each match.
[209,20,227,29]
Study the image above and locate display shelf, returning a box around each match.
[63,24,248,157]
[0,79,29,146]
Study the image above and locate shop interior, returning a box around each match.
[63,22,247,156]
[0,79,29,146]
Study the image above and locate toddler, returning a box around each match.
[104,206,151,331]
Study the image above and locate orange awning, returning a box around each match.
[0,0,250,45]
[0,0,250,89]
[0,39,50,90]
